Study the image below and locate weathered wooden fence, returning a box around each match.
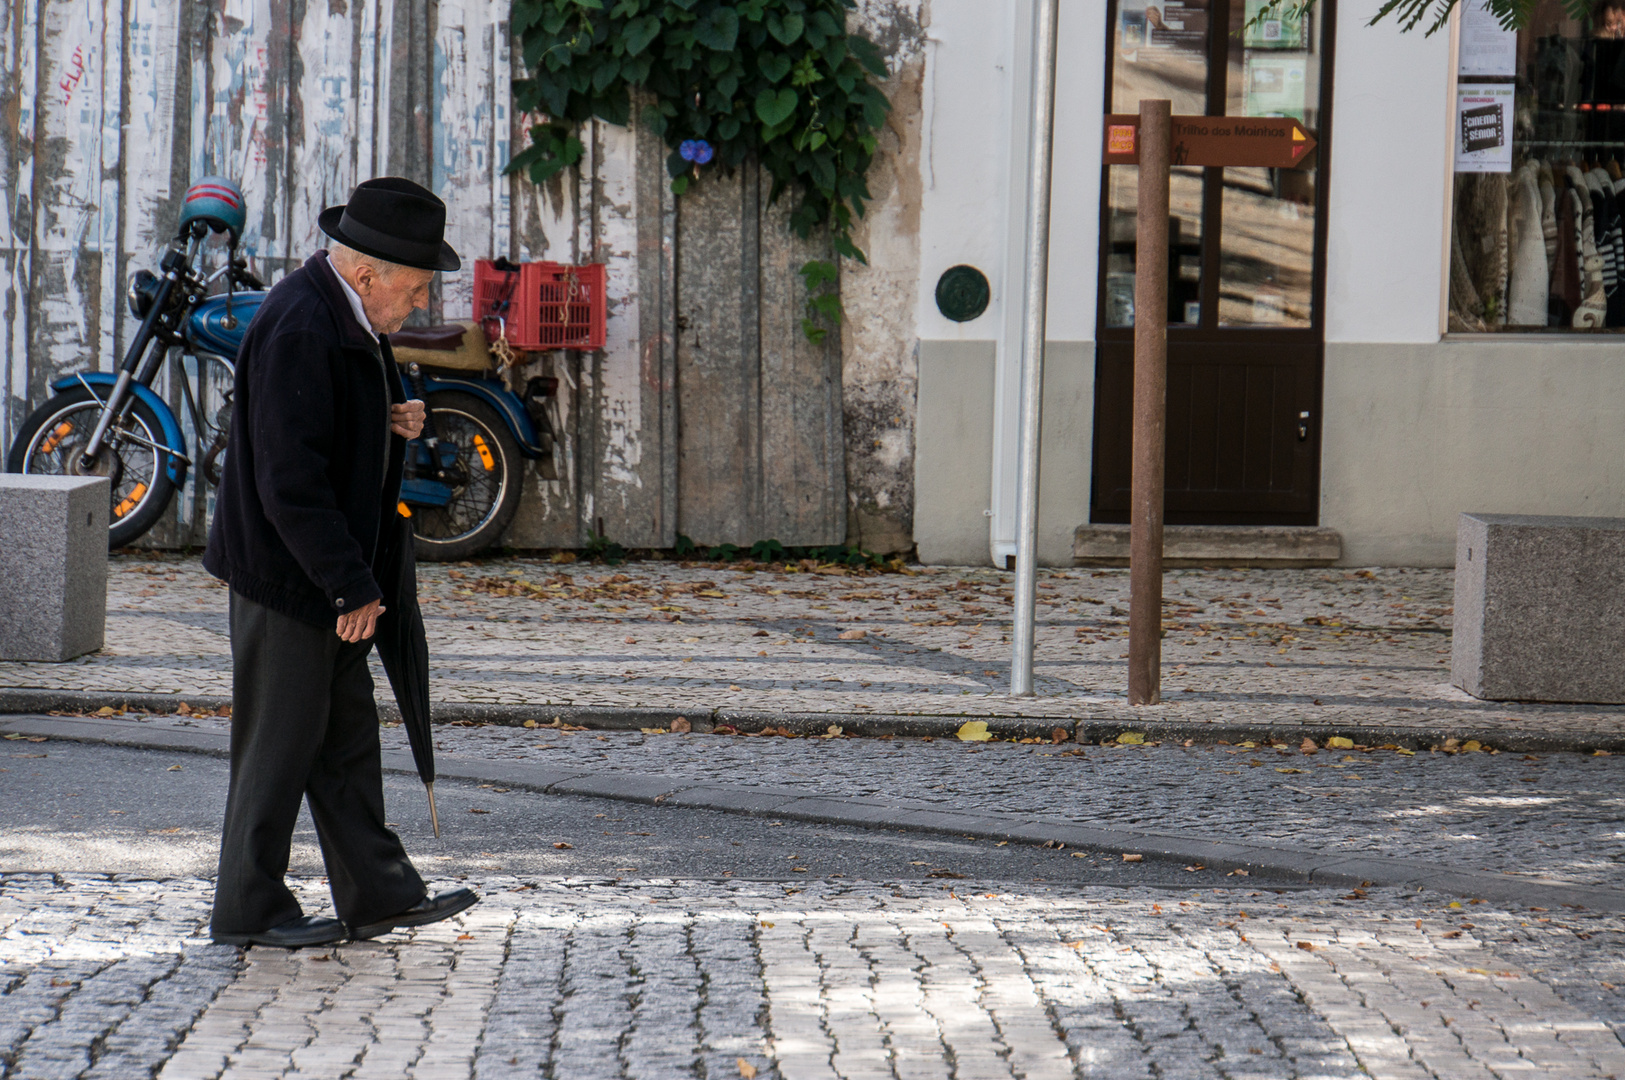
[0,0,858,551]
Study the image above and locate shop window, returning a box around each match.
[1450,0,1625,331]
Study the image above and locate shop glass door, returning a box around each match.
[1093,0,1334,525]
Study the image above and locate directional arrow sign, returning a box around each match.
[1103,114,1317,168]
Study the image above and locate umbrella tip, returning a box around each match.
[426,781,440,839]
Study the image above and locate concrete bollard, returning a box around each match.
[0,474,110,662]
[1453,512,1625,704]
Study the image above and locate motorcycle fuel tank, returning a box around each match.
[187,290,267,356]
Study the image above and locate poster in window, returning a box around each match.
[1120,0,1209,61]
[1242,0,1307,49]
[1458,0,1517,77]
[1244,54,1307,120]
[1455,83,1514,172]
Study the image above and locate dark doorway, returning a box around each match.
[1092,0,1335,525]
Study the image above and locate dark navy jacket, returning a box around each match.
[204,251,407,626]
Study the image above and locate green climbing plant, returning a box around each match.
[507,0,893,342]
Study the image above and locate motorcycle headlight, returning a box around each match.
[127,270,162,319]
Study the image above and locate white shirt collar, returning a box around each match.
[328,253,378,341]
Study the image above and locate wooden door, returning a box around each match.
[673,162,846,547]
[1092,0,1334,525]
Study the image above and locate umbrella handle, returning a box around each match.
[426,781,440,839]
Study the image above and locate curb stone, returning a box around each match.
[4,711,1621,913]
[4,686,1624,754]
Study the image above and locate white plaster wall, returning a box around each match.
[1322,8,1454,343]
[1322,341,1625,565]
[915,1,1104,566]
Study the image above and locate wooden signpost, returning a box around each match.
[1102,114,1317,169]
[1110,102,1317,706]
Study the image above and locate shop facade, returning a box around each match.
[913,0,1625,567]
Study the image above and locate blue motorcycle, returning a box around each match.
[5,178,555,558]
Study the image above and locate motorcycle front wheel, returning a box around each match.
[407,390,523,561]
[6,386,178,548]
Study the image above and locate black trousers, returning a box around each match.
[211,591,425,936]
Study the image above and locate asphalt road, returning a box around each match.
[0,740,1298,890]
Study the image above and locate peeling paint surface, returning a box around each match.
[4,0,934,556]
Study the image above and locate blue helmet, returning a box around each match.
[179,176,246,242]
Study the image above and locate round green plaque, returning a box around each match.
[935,265,990,322]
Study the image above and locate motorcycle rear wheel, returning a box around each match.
[408,390,523,561]
[5,386,177,548]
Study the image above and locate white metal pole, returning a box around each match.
[1010,0,1061,697]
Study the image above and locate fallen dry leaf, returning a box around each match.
[728,685,743,691]
[175,702,192,716]
[640,726,668,735]
[553,842,573,850]
[1276,767,1304,774]
[1050,728,1069,744]
[1327,736,1354,749]
[624,636,637,644]
[825,725,844,738]
[457,933,474,941]
[957,721,993,742]
[95,706,117,717]
[1184,865,1205,872]
[1228,868,1250,877]
[1296,941,1316,951]
[670,717,692,734]
[927,869,967,879]
[1300,738,1318,754]
[469,808,491,815]
[1122,854,1143,863]
[738,1059,758,1079]
[1116,732,1145,745]
[1072,852,1088,859]
[838,628,867,640]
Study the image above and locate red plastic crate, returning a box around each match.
[472,259,606,351]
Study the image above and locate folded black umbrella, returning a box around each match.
[373,512,440,837]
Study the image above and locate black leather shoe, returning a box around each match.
[212,915,347,949]
[349,887,480,941]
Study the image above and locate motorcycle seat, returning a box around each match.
[389,321,491,372]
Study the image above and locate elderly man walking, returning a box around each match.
[204,177,477,948]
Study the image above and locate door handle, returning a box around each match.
[1297,410,1311,442]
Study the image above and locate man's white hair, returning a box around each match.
[328,241,411,279]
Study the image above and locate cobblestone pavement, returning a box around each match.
[3,873,1623,1079]
[3,555,1623,743]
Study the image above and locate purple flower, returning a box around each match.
[679,139,715,165]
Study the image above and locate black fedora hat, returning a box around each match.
[318,177,461,273]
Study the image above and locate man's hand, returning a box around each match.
[336,599,386,642]
[391,399,426,440]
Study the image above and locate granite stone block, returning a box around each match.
[0,475,109,662]
[1453,512,1625,703]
